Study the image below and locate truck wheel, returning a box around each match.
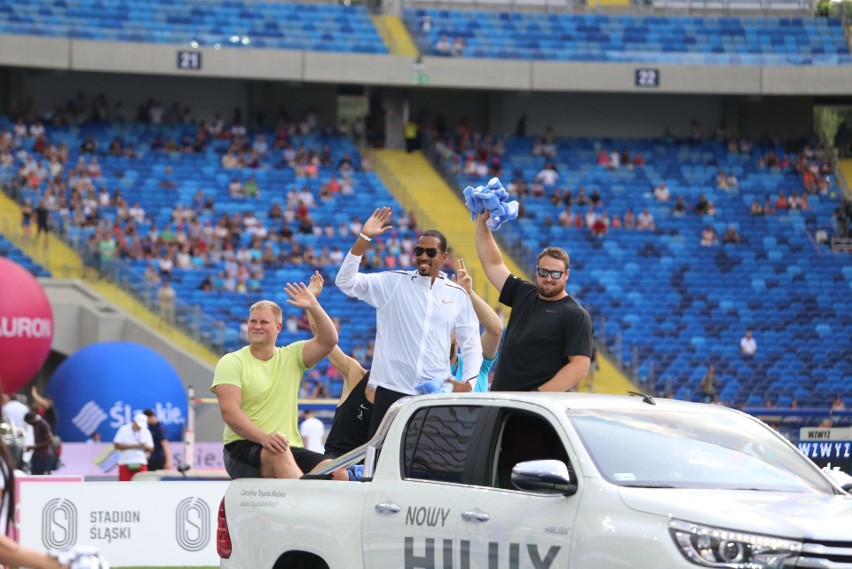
[273,551,329,569]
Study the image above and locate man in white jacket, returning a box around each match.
[335,207,483,437]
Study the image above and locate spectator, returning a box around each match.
[726,171,739,188]
[24,412,54,475]
[156,280,176,325]
[244,176,260,199]
[700,365,716,403]
[722,225,740,245]
[35,199,50,247]
[750,198,764,216]
[19,199,33,240]
[672,196,686,217]
[142,408,173,471]
[637,207,655,230]
[653,182,670,202]
[700,225,718,246]
[30,386,58,432]
[695,193,709,215]
[113,413,154,481]
[740,330,756,356]
[228,177,244,198]
[452,36,465,56]
[298,409,325,454]
[535,163,559,187]
[435,34,451,55]
[831,395,846,412]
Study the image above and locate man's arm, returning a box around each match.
[472,290,502,359]
[161,438,173,469]
[453,258,502,359]
[213,384,290,454]
[283,281,338,368]
[305,272,367,399]
[335,207,394,299]
[30,386,50,409]
[474,211,511,293]
[140,430,154,454]
[455,298,484,391]
[538,355,591,392]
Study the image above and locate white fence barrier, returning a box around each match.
[20,480,229,567]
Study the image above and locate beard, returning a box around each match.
[417,260,435,277]
[537,280,565,298]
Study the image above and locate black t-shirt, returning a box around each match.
[491,275,593,392]
[323,372,373,458]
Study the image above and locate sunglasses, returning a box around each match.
[536,267,566,279]
[414,246,441,258]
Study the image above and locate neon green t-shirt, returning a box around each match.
[211,341,311,446]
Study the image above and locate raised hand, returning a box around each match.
[452,258,473,294]
[444,377,473,393]
[284,281,317,310]
[306,271,324,298]
[361,207,394,239]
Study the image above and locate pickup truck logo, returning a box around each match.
[405,537,561,569]
[406,506,450,528]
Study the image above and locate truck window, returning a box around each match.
[491,412,573,491]
[402,405,482,484]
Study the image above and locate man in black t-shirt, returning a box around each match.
[475,211,593,392]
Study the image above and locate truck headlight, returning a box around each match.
[670,519,801,568]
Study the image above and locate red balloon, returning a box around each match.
[0,258,53,393]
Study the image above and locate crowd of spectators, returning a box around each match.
[1,95,448,302]
[427,115,845,246]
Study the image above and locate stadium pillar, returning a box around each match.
[382,89,405,150]
[381,0,403,17]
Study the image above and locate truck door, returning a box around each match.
[456,408,579,569]
[362,403,484,569]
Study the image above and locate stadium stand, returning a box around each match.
[0,114,425,398]
[0,234,50,278]
[406,9,851,65]
[440,133,851,408]
[0,0,387,54]
[4,106,849,408]
[0,0,849,419]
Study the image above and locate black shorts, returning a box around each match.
[224,440,327,479]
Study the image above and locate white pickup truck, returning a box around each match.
[217,392,852,569]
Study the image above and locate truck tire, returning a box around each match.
[273,551,329,569]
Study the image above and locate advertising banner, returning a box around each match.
[20,481,229,567]
[798,427,852,473]
[54,442,225,477]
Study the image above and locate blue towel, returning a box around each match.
[347,464,364,481]
[414,377,453,394]
[462,177,519,231]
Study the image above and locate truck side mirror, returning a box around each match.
[511,460,576,495]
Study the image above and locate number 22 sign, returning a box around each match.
[635,68,659,88]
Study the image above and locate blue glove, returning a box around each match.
[414,378,453,394]
[347,464,364,481]
[462,177,519,231]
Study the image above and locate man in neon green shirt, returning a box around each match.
[212,280,339,479]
